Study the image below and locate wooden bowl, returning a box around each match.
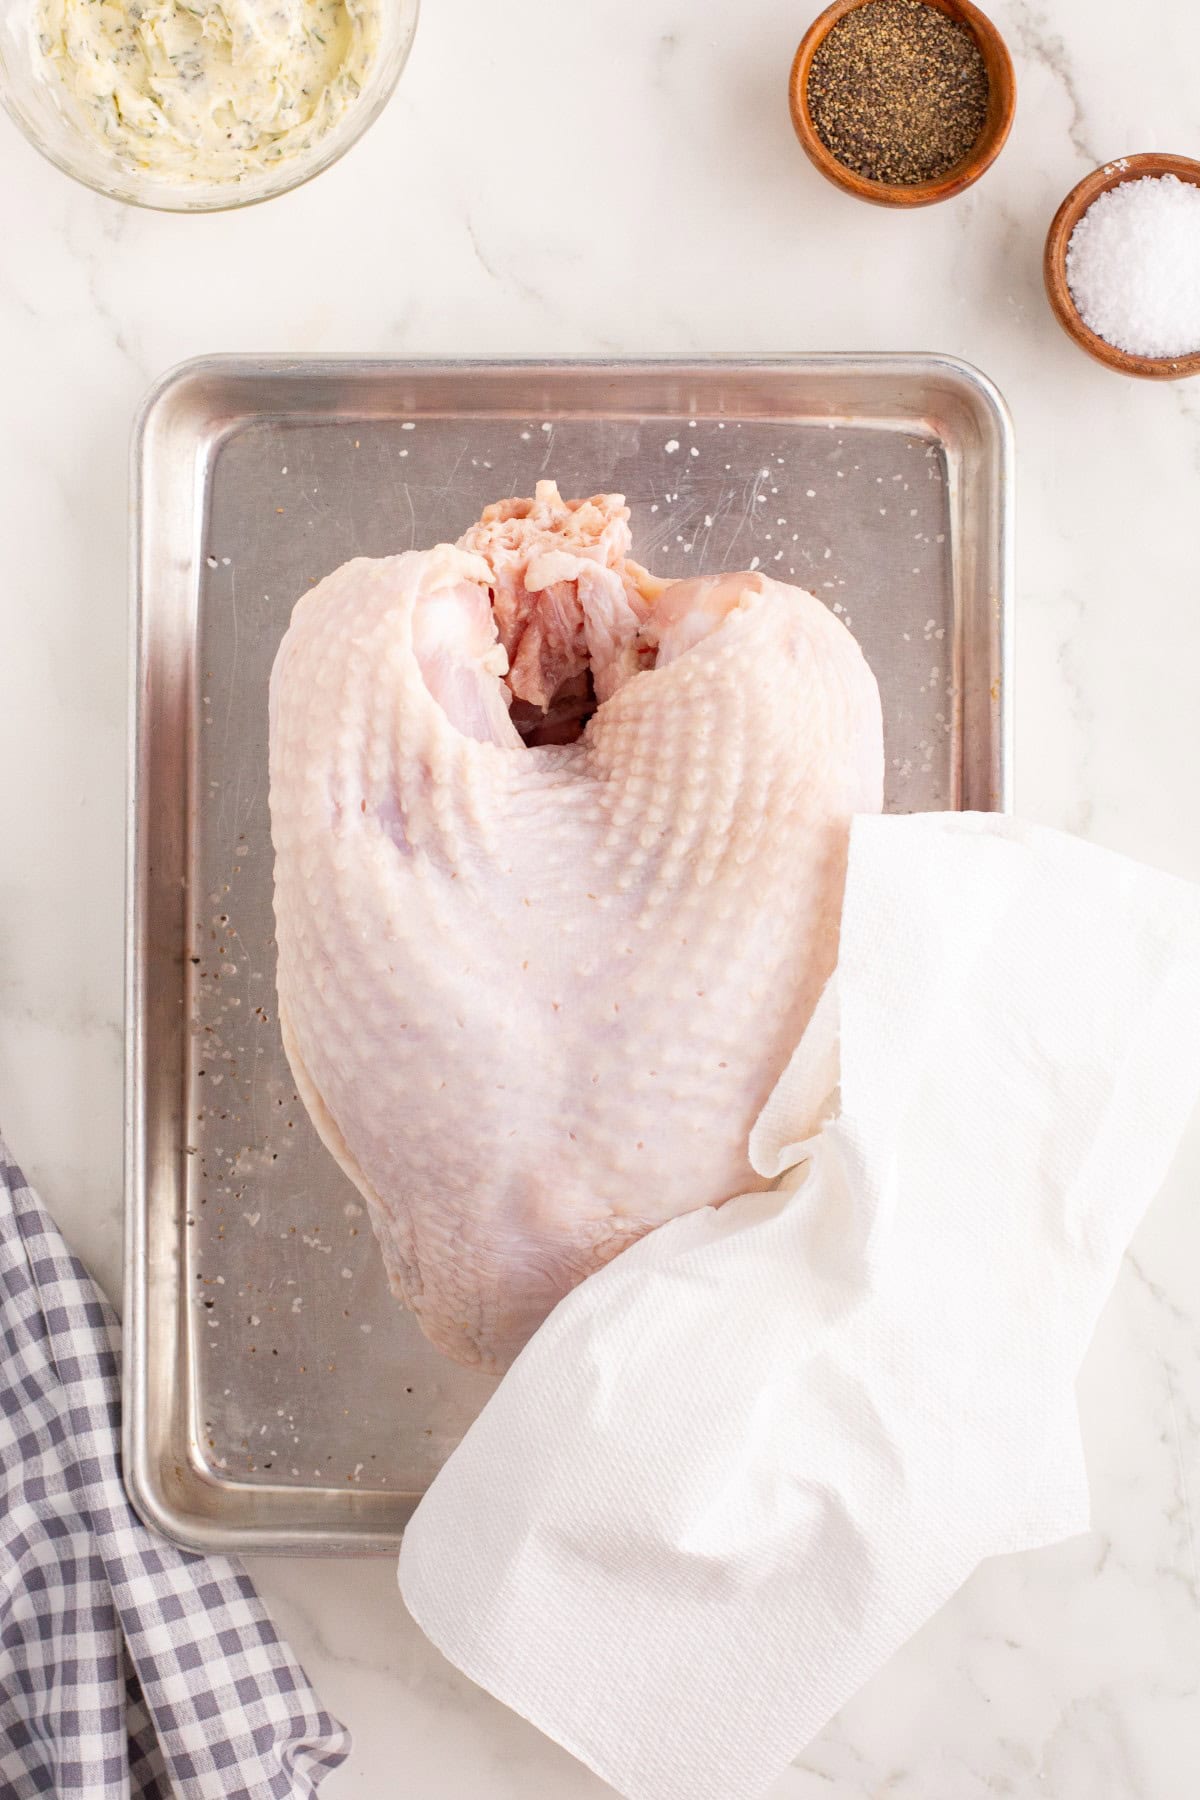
[1044,153,1200,379]
[789,0,1016,207]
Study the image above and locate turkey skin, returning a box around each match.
[269,485,884,1372]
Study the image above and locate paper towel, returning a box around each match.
[398,813,1200,1800]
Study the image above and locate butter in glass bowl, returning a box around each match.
[0,0,419,212]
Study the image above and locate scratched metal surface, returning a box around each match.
[128,358,1013,1551]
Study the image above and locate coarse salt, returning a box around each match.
[1066,175,1200,359]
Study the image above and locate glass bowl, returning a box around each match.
[0,0,419,212]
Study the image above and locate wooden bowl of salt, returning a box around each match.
[1044,154,1200,379]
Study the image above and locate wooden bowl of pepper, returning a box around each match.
[789,0,1016,207]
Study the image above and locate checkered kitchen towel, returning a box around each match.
[0,1135,351,1798]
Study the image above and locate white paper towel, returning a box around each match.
[398,813,1200,1800]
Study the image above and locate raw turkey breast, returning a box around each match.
[269,483,884,1373]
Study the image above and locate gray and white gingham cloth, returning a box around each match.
[0,1134,351,1798]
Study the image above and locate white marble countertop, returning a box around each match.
[1,2,1198,1795]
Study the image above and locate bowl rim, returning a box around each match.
[788,0,1016,209]
[1043,152,1200,379]
[0,0,419,214]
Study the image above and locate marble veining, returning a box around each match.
[1006,0,1101,164]
[0,0,1197,1794]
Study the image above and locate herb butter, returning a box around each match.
[34,0,381,185]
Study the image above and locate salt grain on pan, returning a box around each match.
[1066,175,1200,358]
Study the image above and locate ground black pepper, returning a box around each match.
[807,0,990,187]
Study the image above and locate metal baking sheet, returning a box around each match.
[126,356,1013,1554]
